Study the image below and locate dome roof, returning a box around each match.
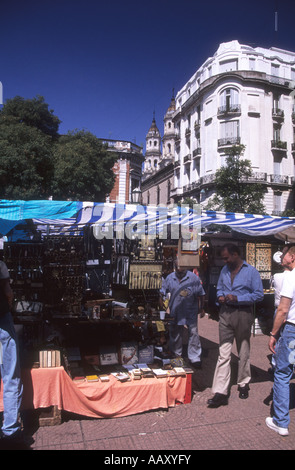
[146,116,161,138]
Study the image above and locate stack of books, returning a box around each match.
[39,349,61,368]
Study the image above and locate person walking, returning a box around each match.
[160,259,205,368]
[269,247,292,370]
[207,243,264,408]
[0,260,23,447]
[266,244,295,436]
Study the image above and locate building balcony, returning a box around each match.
[218,137,241,148]
[217,104,241,117]
[271,140,287,152]
[270,174,289,185]
[193,147,201,158]
[194,119,200,131]
[175,132,181,143]
[272,108,284,120]
[240,172,268,183]
[185,128,191,138]
[174,160,180,168]
[200,174,215,186]
[184,153,192,164]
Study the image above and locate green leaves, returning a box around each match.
[51,130,116,201]
[0,96,116,201]
[206,145,266,215]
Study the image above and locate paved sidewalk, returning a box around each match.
[18,316,295,451]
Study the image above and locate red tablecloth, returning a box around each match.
[0,367,187,419]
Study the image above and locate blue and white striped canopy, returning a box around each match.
[35,202,295,241]
[1,200,295,241]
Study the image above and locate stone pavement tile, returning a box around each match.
[32,441,85,450]
[214,415,295,450]
[31,420,84,450]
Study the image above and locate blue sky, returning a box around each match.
[1,0,294,149]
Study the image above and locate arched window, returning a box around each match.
[219,88,240,113]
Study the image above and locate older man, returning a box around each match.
[207,243,264,408]
[266,244,295,436]
[160,259,205,368]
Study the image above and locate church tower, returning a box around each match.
[143,113,161,175]
[162,92,176,163]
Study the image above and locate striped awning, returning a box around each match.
[0,200,295,240]
[34,203,295,241]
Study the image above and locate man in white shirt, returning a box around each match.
[266,245,295,436]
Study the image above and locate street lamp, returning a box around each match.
[132,187,142,204]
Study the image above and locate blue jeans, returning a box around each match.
[169,322,202,362]
[272,323,295,429]
[0,312,23,436]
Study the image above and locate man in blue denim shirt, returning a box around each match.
[160,260,205,368]
[207,243,263,408]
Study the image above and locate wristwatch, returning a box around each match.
[270,332,277,338]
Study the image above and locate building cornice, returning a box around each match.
[173,70,294,118]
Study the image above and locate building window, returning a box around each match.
[273,192,282,214]
[219,88,240,113]
[167,180,171,200]
[157,186,160,205]
[249,58,256,71]
[219,59,238,73]
[273,93,282,112]
[219,120,240,145]
[271,63,280,77]
[273,124,281,142]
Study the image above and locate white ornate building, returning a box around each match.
[142,40,295,215]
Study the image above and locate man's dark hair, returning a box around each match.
[220,243,241,256]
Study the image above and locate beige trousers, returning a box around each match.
[212,305,254,395]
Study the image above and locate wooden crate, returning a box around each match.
[38,406,62,426]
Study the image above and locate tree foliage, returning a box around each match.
[0,95,60,137]
[205,145,266,214]
[51,130,116,201]
[0,95,117,201]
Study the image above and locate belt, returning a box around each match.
[285,321,295,327]
[221,304,252,312]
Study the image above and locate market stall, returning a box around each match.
[0,367,188,419]
[0,200,295,422]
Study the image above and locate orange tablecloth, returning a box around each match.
[0,367,187,419]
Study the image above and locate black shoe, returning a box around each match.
[190,361,202,369]
[207,393,228,408]
[0,430,30,450]
[238,385,249,399]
